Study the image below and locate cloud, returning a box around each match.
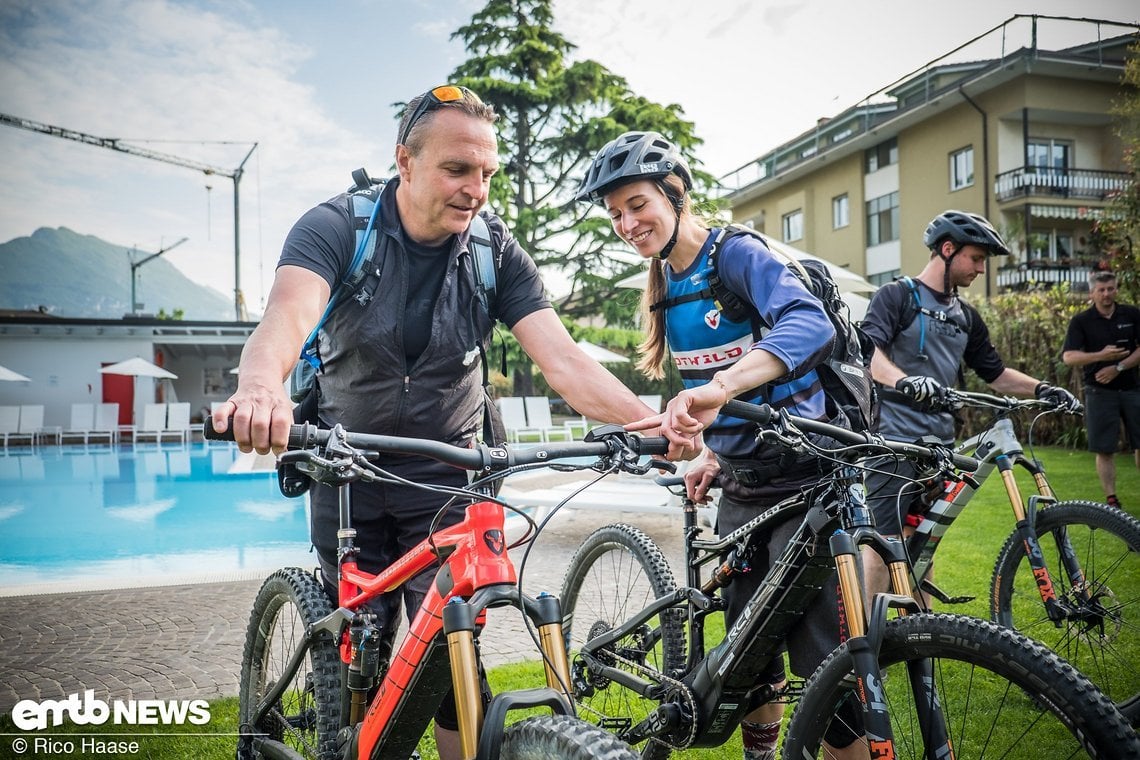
[0,0,380,311]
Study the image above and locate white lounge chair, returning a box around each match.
[8,404,44,447]
[62,403,95,444]
[524,396,572,442]
[135,403,168,443]
[163,402,192,444]
[497,397,544,443]
[92,403,119,444]
[0,405,19,448]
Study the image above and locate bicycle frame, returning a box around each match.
[250,493,574,760]
[903,414,1085,621]
[577,464,926,753]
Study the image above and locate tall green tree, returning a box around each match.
[448,0,715,329]
[1099,40,1140,302]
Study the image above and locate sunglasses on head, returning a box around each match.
[398,85,483,146]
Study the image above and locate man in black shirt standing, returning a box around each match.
[1062,269,1140,509]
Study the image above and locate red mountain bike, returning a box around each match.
[205,421,666,760]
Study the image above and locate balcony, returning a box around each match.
[994,167,1131,203]
[996,261,1095,291]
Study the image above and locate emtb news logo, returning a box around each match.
[11,690,211,730]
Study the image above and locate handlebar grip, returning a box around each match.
[202,419,235,442]
[635,436,671,457]
[952,452,980,472]
[723,399,776,425]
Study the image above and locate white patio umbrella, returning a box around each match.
[99,357,178,424]
[0,364,32,382]
[576,339,630,364]
[99,357,178,380]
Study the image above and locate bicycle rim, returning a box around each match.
[560,524,685,760]
[991,500,1140,725]
[239,568,342,760]
[784,613,1139,759]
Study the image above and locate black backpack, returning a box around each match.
[655,224,878,433]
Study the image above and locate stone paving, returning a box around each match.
[0,506,688,713]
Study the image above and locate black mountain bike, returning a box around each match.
[559,400,1138,759]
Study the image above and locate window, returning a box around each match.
[868,269,900,287]
[950,146,974,191]
[1028,229,1075,263]
[782,210,804,242]
[1027,138,1071,170]
[864,137,898,173]
[832,194,849,229]
[865,192,899,246]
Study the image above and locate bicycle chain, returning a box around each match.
[576,647,698,751]
[267,705,319,757]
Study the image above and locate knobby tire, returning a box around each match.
[239,567,342,760]
[783,613,1139,759]
[500,714,642,759]
[560,524,686,760]
[989,499,1140,726]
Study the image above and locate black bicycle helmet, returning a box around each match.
[923,210,1010,256]
[575,131,693,204]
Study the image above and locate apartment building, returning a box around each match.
[719,15,1137,296]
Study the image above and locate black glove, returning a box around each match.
[895,375,948,408]
[1035,382,1080,412]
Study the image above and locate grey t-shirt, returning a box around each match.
[862,277,1004,442]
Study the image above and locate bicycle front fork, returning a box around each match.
[442,591,574,760]
[832,531,952,759]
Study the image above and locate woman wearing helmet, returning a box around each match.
[578,131,863,759]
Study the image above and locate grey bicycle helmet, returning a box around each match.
[923,210,1010,256]
[575,131,693,204]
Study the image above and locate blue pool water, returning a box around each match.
[0,443,313,591]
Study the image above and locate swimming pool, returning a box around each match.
[0,443,313,594]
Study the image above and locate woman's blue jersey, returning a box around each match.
[664,229,834,458]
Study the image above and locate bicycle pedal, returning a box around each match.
[920,579,975,605]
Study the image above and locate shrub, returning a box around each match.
[962,285,1088,446]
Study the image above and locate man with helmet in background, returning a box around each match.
[859,209,1078,600]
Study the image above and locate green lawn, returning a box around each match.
[2,447,1135,759]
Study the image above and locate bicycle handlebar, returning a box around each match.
[943,387,1082,415]
[201,421,671,472]
[722,399,979,473]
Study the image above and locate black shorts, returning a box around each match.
[1084,386,1140,454]
[717,494,843,682]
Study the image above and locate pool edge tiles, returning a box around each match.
[0,566,295,598]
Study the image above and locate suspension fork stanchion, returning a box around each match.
[996,455,1064,619]
[443,597,483,760]
[1020,457,1091,598]
[532,592,573,700]
[830,531,898,758]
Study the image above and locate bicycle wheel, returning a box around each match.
[239,567,343,760]
[784,613,1139,759]
[501,714,641,759]
[990,499,1140,726]
[560,523,686,760]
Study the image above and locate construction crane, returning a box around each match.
[0,112,257,321]
[130,237,188,316]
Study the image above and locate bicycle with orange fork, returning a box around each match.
[204,420,667,760]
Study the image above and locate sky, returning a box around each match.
[1,0,1137,317]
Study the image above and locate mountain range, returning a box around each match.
[0,227,236,321]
